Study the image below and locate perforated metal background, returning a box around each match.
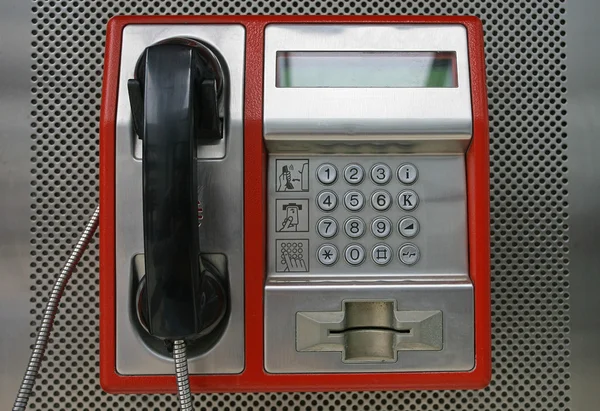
[29,1,570,410]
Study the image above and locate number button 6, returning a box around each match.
[370,190,392,211]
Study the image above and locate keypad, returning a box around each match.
[277,159,423,270]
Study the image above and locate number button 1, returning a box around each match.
[344,164,365,185]
[371,216,392,238]
[316,163,337,185]
[344,217,365,238]
[317,217,338,238]
[317,190,338,211]
[371,190,392,211]
[370,163,392,185]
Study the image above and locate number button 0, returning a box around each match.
[371,216,392,238]
[317,217,338,239]
[344,217,365,238]
[398,163,418,184]
[343,190,365,211]
[370,163,392,185]
[316,163,337,185]
[345,244,366,265]
[344,164,365,185]
[371,190,392,211]
[316,190,338,211]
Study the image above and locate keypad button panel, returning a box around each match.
[269,156,468,277]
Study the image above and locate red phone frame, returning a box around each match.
[99,15,490,393]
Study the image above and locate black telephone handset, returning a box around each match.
[128,42,227,342]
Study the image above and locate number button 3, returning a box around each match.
[317,217,338,239]
[370,163,392,185]
[316,190,338,211]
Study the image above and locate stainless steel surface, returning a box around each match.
[263,24,472,154]
[567,0,600,409]
[115,25,245,375]
[268,156,469,278]
[264,279,473,372]
[0,0,38,408]
[0,0,588,409]
[296,301,443,362]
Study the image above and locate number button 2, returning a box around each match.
[370,190,392,211]
[316,190,338,211]
[316,217,338,239]
[344,164,365,185]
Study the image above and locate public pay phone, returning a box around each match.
[99,15,491,393]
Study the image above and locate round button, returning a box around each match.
[371,190,392,211]
[316,217,338,239]
[316,190,338,211]
[345,244,366,265]
[398,243,420,265]
[370,163,392,185]
[344,217,365,238]
[372,243,393,265]
[398,163,418,184]
[398,216,420,238]
[317,244,339,266]
[343,190,365,211]
[398,189,419,211]
[316,163,337,185]
[371,216,392,238]
[344,164,365,185]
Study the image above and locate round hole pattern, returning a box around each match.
[29,1,570,410]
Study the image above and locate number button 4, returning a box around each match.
[316,190,338,211]
[316,217,338,239]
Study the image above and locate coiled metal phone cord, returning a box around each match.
[173,339,193,410]
[12,205,195,411]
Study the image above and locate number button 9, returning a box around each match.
[371,216,392,238]
[317,217,338,239]
[343,164,365,185]
[316,163,337,185]
[316,190,338,211]
[370,190,392,211]
[344,217,365,238]
[370,163,392,185]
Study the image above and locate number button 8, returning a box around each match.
[344,217,365,238]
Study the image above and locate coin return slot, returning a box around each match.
[296,301,443,363]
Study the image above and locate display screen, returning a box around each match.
[276,51,458,88]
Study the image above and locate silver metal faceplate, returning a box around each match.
[264,155,473,372]
[114,24,246,375]
[263,24,472,154]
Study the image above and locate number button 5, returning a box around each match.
[317,217,338,239]
[343,190,365,211]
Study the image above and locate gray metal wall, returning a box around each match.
[0,0,597,409]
